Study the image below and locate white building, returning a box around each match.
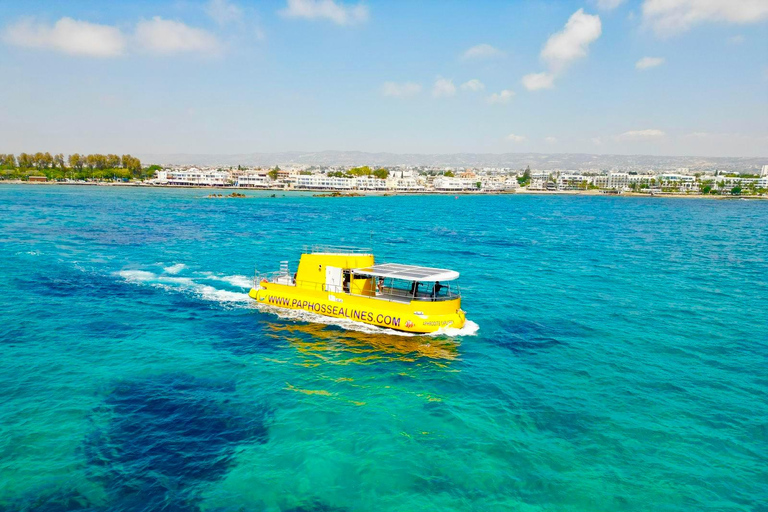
[480,177,518,191]
[386,177,425,191]
[154,168,231,186]
[761,165,768,177]
[389,169,414,179]
[556,174,589,191]
[295,175,354,190]
[355,177,388,191]
[236,174,270,188]
[433,177,477,191]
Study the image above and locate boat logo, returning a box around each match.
[405,320,414,328]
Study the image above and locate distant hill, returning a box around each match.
[137,151,766,172]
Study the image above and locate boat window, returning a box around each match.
[352,275,459,301]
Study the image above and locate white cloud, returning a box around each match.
[506,133,526,142]
[521,9,602,92]
[487,89,515,104]
[727,34,745,45]
[636,56,665,69]
[522,72,555,91]
[545,136,557,143]
[592,137,603,145]
[461,43,505,60]
[2,17,126,57]
[381,81,421,98]
[616,129,665,140]
[595,0,626,9]
[135,17,222,55]
[432,77,456,98]
[460,79,485,92]
[279,0,369,25]
[207,0,243,25]
[642,0,768,36]
[541,9,602,72]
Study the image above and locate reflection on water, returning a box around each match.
[263,321,460,365]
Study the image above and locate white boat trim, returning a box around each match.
[352,263,460,282]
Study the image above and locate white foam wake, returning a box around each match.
[118,267,251,306]
[201,272,253,288]
[164,263,187,274]
[120,265,479,337]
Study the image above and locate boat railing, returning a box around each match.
[304,244,373,255]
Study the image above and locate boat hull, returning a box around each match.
[250,282,465,334]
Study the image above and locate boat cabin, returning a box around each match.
[264,248,460,303]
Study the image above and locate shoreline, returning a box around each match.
[1,180,765,200]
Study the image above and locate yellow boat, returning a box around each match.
[249,246,466,333]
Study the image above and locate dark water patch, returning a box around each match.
[282,500,349,512]
[0,326,30,345]
[481,238,532,248]
[206,310,276,355]
[497,336,563,354]
[0,488,97,512]
[81,320,136,339]
[493,320,568,353]
[83,373,271,510]
[16,269,158,302]
[510,318,593,338]
[527,405,598,441]
[166,292,215,315]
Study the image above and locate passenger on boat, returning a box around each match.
[432,281,444,297]
[410,281,421,296]
[377,277,384,294]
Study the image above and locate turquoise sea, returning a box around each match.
[0,185,766,512]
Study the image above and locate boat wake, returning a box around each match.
[118,265,253,307]
[119,265,479,337]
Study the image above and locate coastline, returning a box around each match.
[1,180,765,200]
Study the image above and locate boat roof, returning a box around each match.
[353,263,460,282]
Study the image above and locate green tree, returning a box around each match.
[444,171,455,177]
[106,154,121,169]
[517,166,531,186]
[68,154,83,170]
[731,186,742,195]
[17,153,33,169]
[85,154,98,170]
[348,166,372,176]
[1,154,15,169]
[268,168,279,180]
[121,155,142,176]
[373,168,389,179]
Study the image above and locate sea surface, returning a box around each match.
[0,185,766,512]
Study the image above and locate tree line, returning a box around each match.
[327,166,389,179]
[0,152,156,181]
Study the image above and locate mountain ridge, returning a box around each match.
[137,151,766,171]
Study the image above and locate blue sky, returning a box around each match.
[1,0,766,157]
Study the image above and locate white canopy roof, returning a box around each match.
[352,263,460,282]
